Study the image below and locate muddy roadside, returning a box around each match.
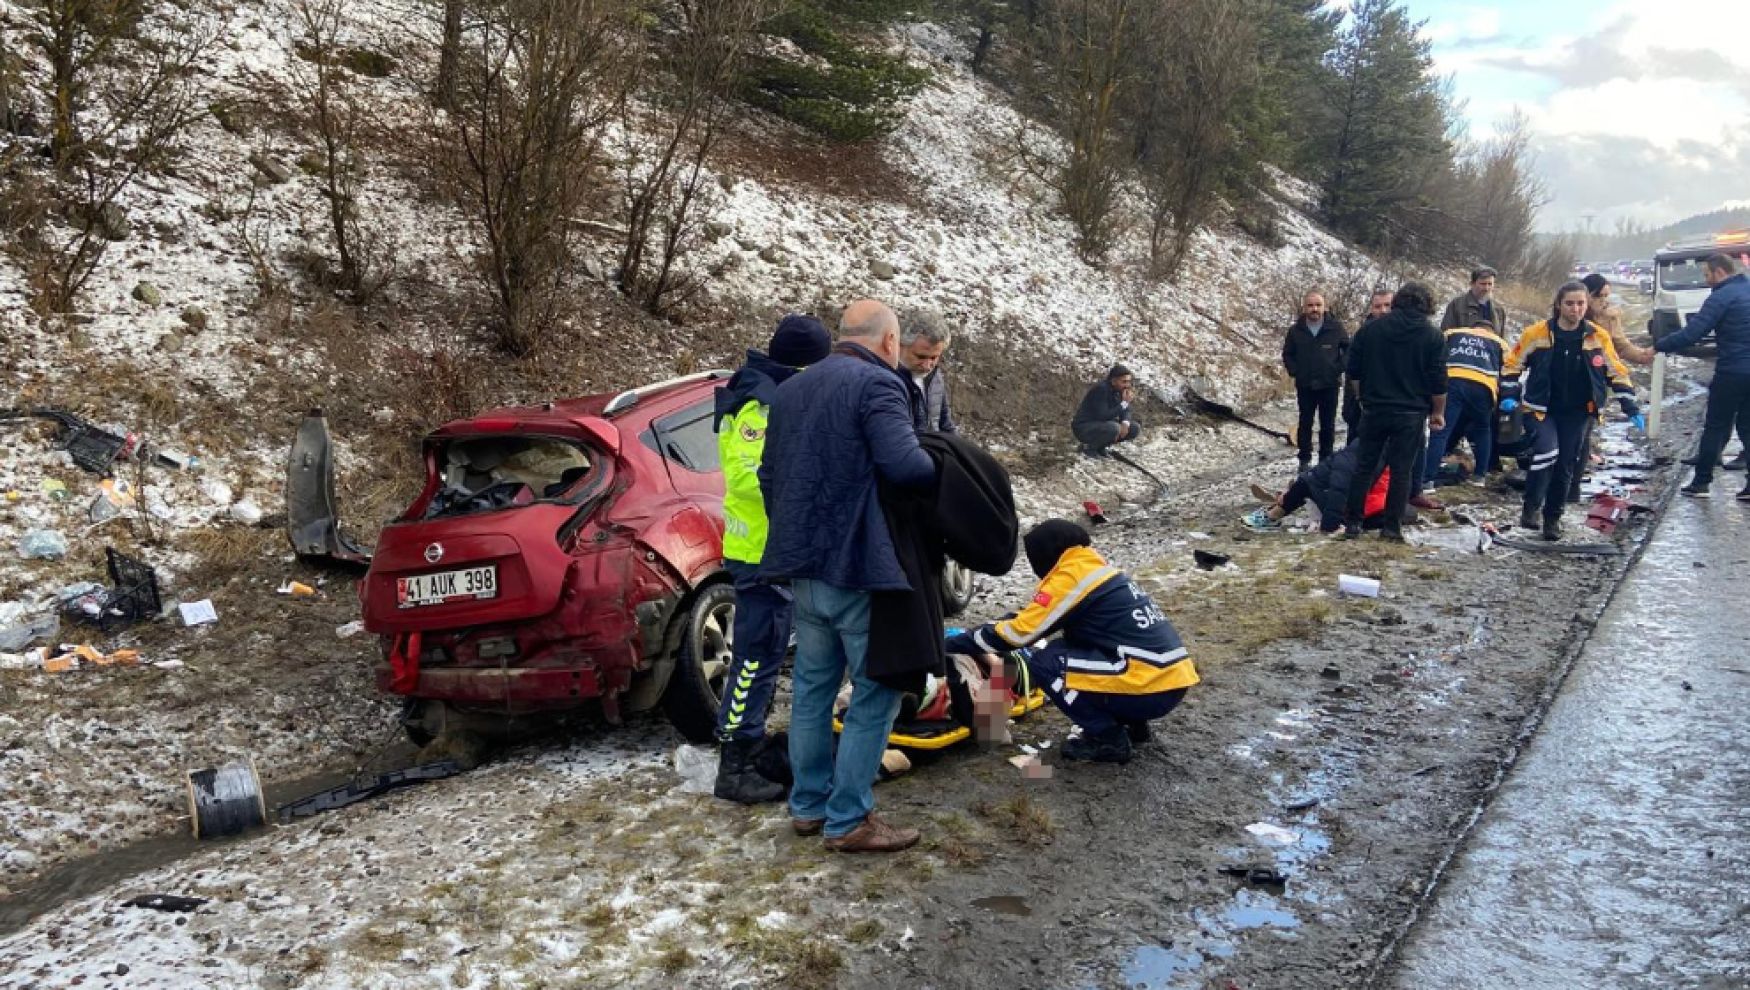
[0,364,1707,989]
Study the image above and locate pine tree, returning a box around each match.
[1313,0,1451,250]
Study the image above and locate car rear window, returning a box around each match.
[425,436,594,518]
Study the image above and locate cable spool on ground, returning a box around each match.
[185,759,268,839]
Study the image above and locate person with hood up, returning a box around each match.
[1281,290,1349,468]
[1503,282,1639,538]
[1343,282,1448,541]
[943,520,1198,765]
[1072,365,1141,457]
[709,314,834,804]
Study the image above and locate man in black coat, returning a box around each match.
[1281,290,1350,468]
[1072,365,1141,456]
[1343,283,1448,541]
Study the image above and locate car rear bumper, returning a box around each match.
[377,664,602,704]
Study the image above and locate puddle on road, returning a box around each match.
[971,895,1032,917]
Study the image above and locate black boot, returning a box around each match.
[714,737,785,805]
[1519,508,1539,530]
[1062,726,1133,764]
[1541,516,1563,542]
[1122,720,1152,745]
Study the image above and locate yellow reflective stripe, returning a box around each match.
[994,565,1121,646]
[1064,657,1200,695]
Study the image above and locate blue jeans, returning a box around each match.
[1023,642,1187,735]
[715,560,793,743]
[786,579,902,837]
[1424,379,1496,484]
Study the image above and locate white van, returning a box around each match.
[1649,233,1750,353]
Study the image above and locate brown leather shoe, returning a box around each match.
[1408,494,1444,511]
[823,814,919,853]
[791,817,824,837]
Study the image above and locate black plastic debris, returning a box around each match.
[1218,865,1288,889]
[122,894,208,913]
[1,408,135,474]
[63,549,162,632]
[275,760,464,823]
[1193,549,1230,571]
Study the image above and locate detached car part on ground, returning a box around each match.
[340,374,976,748]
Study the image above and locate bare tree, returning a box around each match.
[436,0,634,353]
[284,0,395,301]
[1032,0,1141,261]
[435,0,464,107]
[21,2,213,312]
[1136,0,1262,279]
[616,0,770,317]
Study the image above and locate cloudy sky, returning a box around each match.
[1397,0,1749,231]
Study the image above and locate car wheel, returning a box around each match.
[662,581,735,744]
[941,559,976,617]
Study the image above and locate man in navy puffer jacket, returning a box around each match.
[1656,253,1750,499]
[759,299,936,854]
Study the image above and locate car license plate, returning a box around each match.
[397,566,498,608]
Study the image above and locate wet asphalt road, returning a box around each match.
[1390,482,1750,988]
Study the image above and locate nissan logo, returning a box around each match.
[423,542,444,564]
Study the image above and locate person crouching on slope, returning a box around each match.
[710,314,834,804]
[943,520,1198,765]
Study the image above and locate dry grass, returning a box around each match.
[177,526,280,587]
[973,793,1055,847]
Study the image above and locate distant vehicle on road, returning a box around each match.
[1648,231,1750,354]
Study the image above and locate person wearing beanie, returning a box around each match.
[943,520,1198,765]
[1072,364,1142,457]
[709,313,833,804]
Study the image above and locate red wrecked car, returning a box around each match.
[353,372,740,745]
[286,371,980,748]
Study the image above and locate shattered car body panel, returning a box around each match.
[286,410,373,567]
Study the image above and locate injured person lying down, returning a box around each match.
[944,519,1199,765]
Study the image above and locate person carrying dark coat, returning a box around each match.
[760,300,936,855]
[944,520,1197,765]
[708,314,833,805]
[1281,290,1349,467]
[866,431,1018,698]
[1072,365,1141,456]
[1343,283,1448,541]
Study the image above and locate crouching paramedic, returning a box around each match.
[710,314,833,804]
[943,520,1197,765]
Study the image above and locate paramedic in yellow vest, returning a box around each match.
[944,520,1198,764]
[1423,319,1505,486]
[710,315,833,804]
[1502,282,1639,541]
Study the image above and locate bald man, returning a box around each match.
[758,298,936,853]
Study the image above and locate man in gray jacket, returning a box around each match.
[900,312,957,434]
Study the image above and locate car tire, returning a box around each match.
[941,559,976,617]
[662,581,736,744]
